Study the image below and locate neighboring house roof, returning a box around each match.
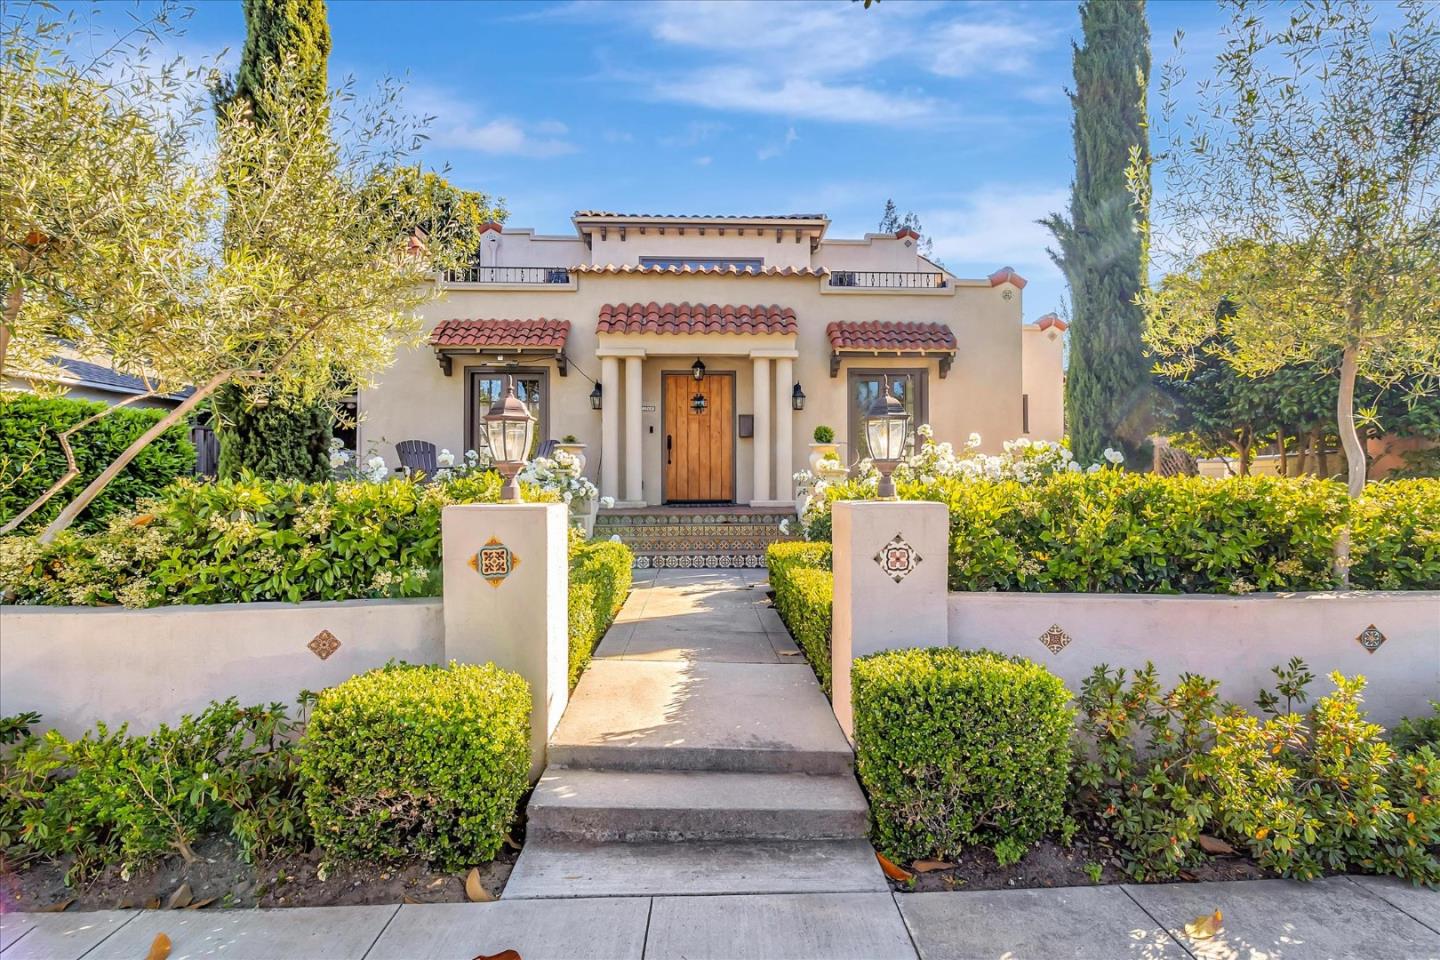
[1034,312,1069,332]
[574,211,826,221]
[571,263,828,278]
[987,266,1028,288]
[429,318,572,349]
[597,303,798,336]
[428,319,572,377]
[35,355,192,401]
[826,321,958,378]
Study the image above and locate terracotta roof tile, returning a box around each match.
[988,266,1027,289]
[894,227,921,241]
[479,221,504,234]
[1035,312,1069,332]
[430,319,570,349]
[598,303,798,336]
[574,211,826,221]
[826,321,957,354]
[572,263,827,278]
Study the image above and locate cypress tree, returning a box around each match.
[1043,0,1153,468]
[213,0,335,481]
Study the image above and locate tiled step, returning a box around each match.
[503,839,888,899]
[525,768,870,843]
[548,660,854,775]
[594,506,799,569]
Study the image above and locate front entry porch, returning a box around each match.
[593,504,798,569]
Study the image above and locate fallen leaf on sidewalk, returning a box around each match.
[876,852,914,882]
[145,933,172,960]
[1184,910,1223,940]
[779,650,802,656]
[167,883,193,909]
[912,860,955,873]
[186,897,218,910]
[36,898,74,912]
[473,951,521,960]
[465,868,495,903]
[1197,835,1236,856]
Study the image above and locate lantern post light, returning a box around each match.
[863,376,911,500]
[589,381,603,410]
[791,382,806,411]
[484,375,536,502]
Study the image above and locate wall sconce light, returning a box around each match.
[589,382,602,410]
[791,382,806,411]
[691,358,706,381]
[691,391,708,414]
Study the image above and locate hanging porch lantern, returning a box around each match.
[484,375,536,502]
[691,358,707,381]
[589,381,603,410]
[863,376,911,499]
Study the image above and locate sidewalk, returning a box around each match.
[3,875,1437,959]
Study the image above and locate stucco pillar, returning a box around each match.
[774,357,794,502]
[442,502,569,779]
[624,355,643,505]
[751,356,771,504]
[830,500,949,738]
[600,357,620,502]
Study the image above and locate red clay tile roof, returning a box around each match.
[429,319,570,349]
[574,211,826,221]
[573,263,827,278]
[894,227,921,241]
[479,221,504,234]
[598,303,798,335]
[988,266,1027,289]
[826,321,957,354]
[1035,312,1069,332]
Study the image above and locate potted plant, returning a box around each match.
[809,425,840,471]
[555,434,587,473]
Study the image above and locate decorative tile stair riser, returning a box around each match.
[594,506,800,569]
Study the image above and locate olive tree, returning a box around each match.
[1135,0,1440,499]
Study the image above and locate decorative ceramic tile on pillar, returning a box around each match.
[830,499,948,737]
[442,502,569,779]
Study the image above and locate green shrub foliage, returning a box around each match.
[12,700,306,882]
[300,662,529,868]
[1347,480,1440,590]
[0,393,195,533]
[852,648,1074,862]
[0,472,509,606]
[766,542,834,694]
[568,535,633,687]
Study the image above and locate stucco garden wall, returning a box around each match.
[946,591,1440,730]
[0,599,444,737]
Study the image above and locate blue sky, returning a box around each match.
[80,0,1232,320]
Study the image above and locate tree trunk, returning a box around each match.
[1238,427,1253,476]
[37,372,233,543]
[1295,428,1310,476]
[1,285,21,382]
[1337,346,1367,498]
[1277,427,1289,476]
[1316,430,1330,479]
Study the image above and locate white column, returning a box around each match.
[751,356,771,504]
[774,357,794,502]
[600,357,620,501]
[624,356,644,504]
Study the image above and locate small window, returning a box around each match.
[639,256,764,273]
[466,369,548,458]
[846,369,927,465]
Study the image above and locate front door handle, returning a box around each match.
[666,434,673,464]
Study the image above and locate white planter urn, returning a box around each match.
[554,441,587,473]
[808,441,840,472]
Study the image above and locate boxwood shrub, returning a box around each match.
[568,537,634,687]
[0,393,195,534]
[300,661,529,868]
[853,647,1073,862]
[766,542,834,692]
[1348,479,1440,590]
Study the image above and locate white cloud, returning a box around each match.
[694,155,713,167]
[660,70,937,125]
[925,186,1070,270]
[757,126,799,161]
[408,86,576,158]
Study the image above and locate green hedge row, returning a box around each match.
[853,648,1074,863]
[813,474,1437,593]
[765,542,833,693]
[568,538,634,688]
[0,393,195,534]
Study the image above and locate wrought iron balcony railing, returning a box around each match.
[443,266,572,284]
[827,270,948,289]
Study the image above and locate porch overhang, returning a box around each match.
[825,320,958,379]
[429,319,570,377]
[595,302,799,356]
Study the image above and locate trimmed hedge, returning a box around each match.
[0,393,195,534]
[853,648,1074,862]
[568,537,633,687]
[300,662,529,868]
[0,473,511,606]
[766,542,834,692]
[1348,479,1440,590]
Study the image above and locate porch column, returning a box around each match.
[752,356,771,503]
[624,355,643,504]
[600,356,620,501]
[774,357,794,501]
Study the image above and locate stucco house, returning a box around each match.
[359,210,1065,564]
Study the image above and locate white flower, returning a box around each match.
[967,432,982,449]
[1087,463,1102,474]
[609,534,621,543]
[600,496,615,509]
[778,518,790,534]
[917,423,934,439]
[437,449,455,467]
[1103,447,1125,465]
[329,449,350,469]
[1067,461,1082,473]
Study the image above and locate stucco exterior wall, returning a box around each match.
[1021,325,1066,442]
[947,591,1440,730]
[0,599,444,737]
[359,272,1024,504]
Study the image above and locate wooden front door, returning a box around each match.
[664,371,735,503]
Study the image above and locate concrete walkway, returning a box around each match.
[4,876,1437,959]
[507,569,884,899]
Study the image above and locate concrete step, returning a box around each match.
[525,768,870,843]
[548,660,853,775]
[503,839,888,899]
